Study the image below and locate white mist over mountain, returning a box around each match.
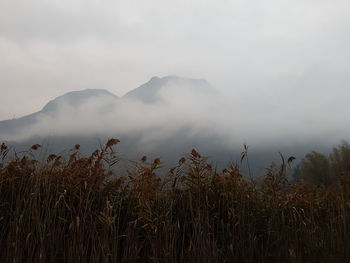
[1,75,350,175]
[0,75,348,153]
[0,76,219,143]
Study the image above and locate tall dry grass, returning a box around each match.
[0,140,349,263]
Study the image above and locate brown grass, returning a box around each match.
[0,139,349,263]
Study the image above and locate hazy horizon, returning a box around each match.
[0,75,347,154]
[1,0,350,155]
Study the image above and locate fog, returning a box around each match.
[0,0,350,161]
[1,77,348,153]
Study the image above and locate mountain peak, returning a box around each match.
[42,89,118,113]
[123,76,213,103]
[150,76,160,81]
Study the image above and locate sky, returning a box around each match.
[0,0,350,122]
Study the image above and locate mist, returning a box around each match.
[0,0,350,169]
[1,77,349,154]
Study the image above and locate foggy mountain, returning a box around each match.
[124,76,215,103]
[0,76,334,175]
[0,89,118,135]
[41,89,119,114]
[0,76,234,168]
[0,76,215,139]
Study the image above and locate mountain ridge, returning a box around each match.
[123,75,213,103]
[41,89,119,114]
[0,76,213,123]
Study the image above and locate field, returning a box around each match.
[0,139,349,263]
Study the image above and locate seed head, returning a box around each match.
[106,138,120,148]
[31,144,42,151]
[179,157,186,165]
[0,143,8,152]
[191,149,200,158]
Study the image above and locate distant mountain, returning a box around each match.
[42,89,118,114]
[0,76,315,175]
[123,76,215,103]
[0,112,39,136]
[0,89,118,135]
[0,76,215,135]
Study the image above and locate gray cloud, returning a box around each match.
[0,0,349,149]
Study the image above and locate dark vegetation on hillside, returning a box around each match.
[0,139,349,263]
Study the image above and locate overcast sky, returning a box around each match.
[0,0,350,120]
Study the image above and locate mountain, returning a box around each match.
[0,76,315,175]
[42,89,118,114]
[123,76,215,103]
[0,89,118,136]
[0,76,215,136]
[0,112,39,137]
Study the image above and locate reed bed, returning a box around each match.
[0,140,349,263]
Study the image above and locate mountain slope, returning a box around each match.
[42,89,118,114]
[123,76,215,103]
[0,89,119,136]
[0,76,215,137]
